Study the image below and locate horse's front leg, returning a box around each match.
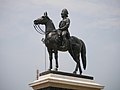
[48,48,53,71]
[54,50,58,71]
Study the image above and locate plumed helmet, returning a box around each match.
[61,8,69,16]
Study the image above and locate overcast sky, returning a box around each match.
[0,0,120,90]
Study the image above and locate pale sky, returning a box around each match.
[0,0,120,90]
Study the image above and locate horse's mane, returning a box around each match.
[46,16,56,30]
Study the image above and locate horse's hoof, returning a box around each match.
[73,71,77,74]
[80,72,82,75]
[48,69,51,71]
[54,68,58,71]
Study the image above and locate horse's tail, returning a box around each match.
[81,40,87,70]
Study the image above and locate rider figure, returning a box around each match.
[58,8,70,47]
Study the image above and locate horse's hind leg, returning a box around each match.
[73,59,82,74]
[73,63,78,74]
[68,50,76,73]
[78,59,82,75]
[76,54,82,74]
[68,50,82,74]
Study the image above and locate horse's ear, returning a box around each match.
[44,12,48,16]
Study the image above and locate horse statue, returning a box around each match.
[33,12,87,74]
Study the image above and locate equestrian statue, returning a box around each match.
[33,9,87,74]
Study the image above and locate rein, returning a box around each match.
[33,24,45,35]
[33,24,55,36]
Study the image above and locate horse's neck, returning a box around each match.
[45,20,55,32]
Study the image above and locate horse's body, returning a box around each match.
[34,12,86,74]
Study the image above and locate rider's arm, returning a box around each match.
[59,18,70,31]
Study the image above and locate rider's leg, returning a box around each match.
[58,30,63,46]
[61,31,67,46]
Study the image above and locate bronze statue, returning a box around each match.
[33,9,86,74]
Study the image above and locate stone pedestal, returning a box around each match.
[29,71,104,90]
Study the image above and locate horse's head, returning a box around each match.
[34,12,50,25]
[33,12,56,35]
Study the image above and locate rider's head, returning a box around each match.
[61,8,69,18]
